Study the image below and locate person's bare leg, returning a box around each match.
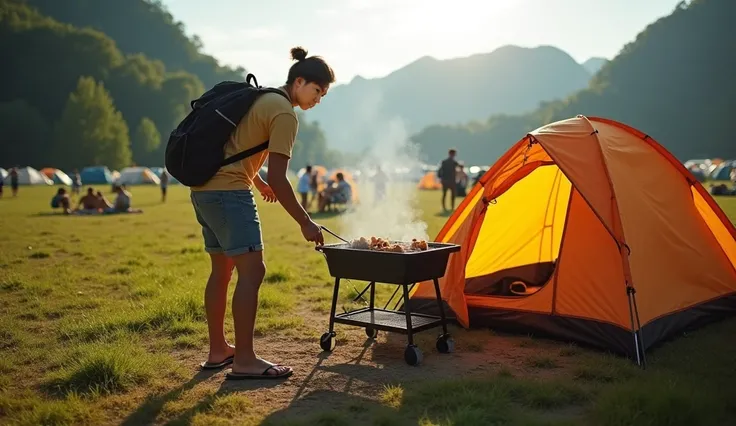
[230,251,291,376]
[205,253,235,363]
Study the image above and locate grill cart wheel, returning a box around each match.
[404,345,423,366]
[320,332,336,352]
[365,327,378,339]
[436,334,455,354]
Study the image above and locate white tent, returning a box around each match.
[3,167,53,185]
[116,167,161,185]
[0,168,7,180]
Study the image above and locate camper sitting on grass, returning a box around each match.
[50,188,71,214]
[76,187,102,213]
[318,172,352,212]
[104,185,142,214]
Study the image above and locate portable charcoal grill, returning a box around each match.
[315,237,461,366]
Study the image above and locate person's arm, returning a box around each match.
[268,153,310,226]
[253,173,268,190]
[252,172,276,203]
[266,112,323,244]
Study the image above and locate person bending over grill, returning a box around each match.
[190,46,333,380]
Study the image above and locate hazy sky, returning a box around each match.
[162,0,682,87]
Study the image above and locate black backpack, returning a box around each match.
[164,73,289,187]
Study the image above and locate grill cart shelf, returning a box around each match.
[315,242,461,366]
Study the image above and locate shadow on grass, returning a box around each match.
[150,341,376,425]
[160,352,338,425]
[120,368,221,425]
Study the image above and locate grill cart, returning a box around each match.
[315,240,461,366]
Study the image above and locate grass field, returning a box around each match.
[1,184,735,426]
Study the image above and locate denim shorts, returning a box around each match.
[190,190,263,256]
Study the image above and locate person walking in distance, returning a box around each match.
[190,46,334,380]
[438,149,459,212]
[160,170,170,202]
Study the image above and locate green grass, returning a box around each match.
[1,185,735,425]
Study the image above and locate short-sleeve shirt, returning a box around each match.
[191,88,298,191]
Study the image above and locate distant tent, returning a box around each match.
[688,166,708,182]
[408,116,736,363]
[417,171,442,190]
[81,166,113,184]
[0,168,7,180]
[4,167,52,185]
[40,168,73,186]
[117,167,161,185]
[711,160,735,181]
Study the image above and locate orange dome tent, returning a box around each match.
[407,115,736,364]
[417,171,442,190]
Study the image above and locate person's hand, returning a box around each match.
[258,184,277,203]
[301,220,324,246]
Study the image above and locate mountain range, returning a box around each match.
[305,45,603,153]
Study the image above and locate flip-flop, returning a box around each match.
[225,365,293,380]
[200,355,234,370]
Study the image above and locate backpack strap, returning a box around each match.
[221,141,269,166]
[219,88,292,167]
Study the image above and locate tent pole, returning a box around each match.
[630,289,648,369]
[626,285,641,366]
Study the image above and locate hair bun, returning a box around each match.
[290,46,308,61]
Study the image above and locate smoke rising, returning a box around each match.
[339,116,430,243]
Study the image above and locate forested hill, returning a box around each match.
[582,57,608,75]
[23,0,243,87]
[412,0,735,165]
[0,0,340,171]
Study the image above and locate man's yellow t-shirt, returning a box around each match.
[191,87,298,192]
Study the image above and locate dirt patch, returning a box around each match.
[140,305,582,424]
